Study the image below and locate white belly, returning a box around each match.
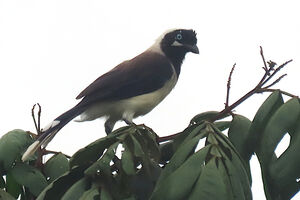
[77,71,177,122]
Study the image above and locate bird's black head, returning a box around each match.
[161,29,199,56]
[159,29,199,76]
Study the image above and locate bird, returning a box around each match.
[22,28,199,161]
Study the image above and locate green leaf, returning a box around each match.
[61,178,89,200]
[190,111,221,125]
[269,121,300,195]
[188,158,229,200]
[159,141,174,164]
[0,176,4,189]
[79,185,100,200]
[44,153,69,183]
[155,128,207,189]
[221,155,248,200]
[0,189,16,200]
[248,91,283,154]
[5,172,22,199]
[84,142,119,177]
[121,144,136,175]
[213,124,252,183]
[37,166,84,200]
[0,130,33,171]
[228,115,252,161]
[70,133,119,168]
[259,98,300,164]
[130,134,146,158]
[100,187,113,200]
[214,121,231,131]
[136,129,160,162]
[10,163,48,197]
[150,145,210,200]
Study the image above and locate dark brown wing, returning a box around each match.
[76,51,174,105]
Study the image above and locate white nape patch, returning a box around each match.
[43,120,60,131]
[22,141,40,161]
[171,40,183,47]
[148,28,178,56]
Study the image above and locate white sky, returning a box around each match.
[0,0,300,199]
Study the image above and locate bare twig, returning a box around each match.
[31,104,39,134]
[263,74,287,89]
[225,63,236,108]
[258,88,298,98]
[158,47,294,143]
[260,46,268,73]
[261,60,292,86]
[32,103,42,135]
[37,103,41,134]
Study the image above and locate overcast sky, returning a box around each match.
[0,0,299,199]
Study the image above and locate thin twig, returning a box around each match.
[263,74,287,89]
[260,46,268,72]
[37,103,41,134]
[258,88,298,98]
[261,60,292,86]
[158,47,294,143]
[225,63,236,108]
[32,104,39,134]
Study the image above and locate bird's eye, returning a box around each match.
[175,33,182,40]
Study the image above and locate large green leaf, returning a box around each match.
[70,132,120,168]
[5,172,22,199]
[37,166,85,200]
[259,98,300,164]
[155,125,207,188]
[43,153,69,183]
[188,158,229,200]
[61,178,90,200]
[79,185,100,200]
[84,142,119,177]
[269,118,300,198]
[0,130,33,171]
[228,114,252,161]
[0,176,4,189]
[249,91,284,155]
[150,145,210,200]
[100,187,113,200]
[0,189,16,200]
[10,163,48,197]
[121,143,135,175]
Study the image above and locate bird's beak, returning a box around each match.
[185,44,199,54]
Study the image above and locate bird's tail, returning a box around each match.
[22,105,85,161]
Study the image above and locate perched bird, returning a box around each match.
[22,29,199,161]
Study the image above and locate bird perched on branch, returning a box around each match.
[22,29,199,161]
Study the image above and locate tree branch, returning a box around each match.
[158,47,294,142]
[225,63,236,108]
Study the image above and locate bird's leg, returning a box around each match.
[104,118,117,135]
[123,118,137,126]
[122,112,136,126]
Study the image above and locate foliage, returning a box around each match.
[0,91,300,199]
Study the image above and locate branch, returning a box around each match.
[210,48,292,122]
[263,74,287,89]
[261,60,292,86]
[158,47,294,142]
[225,63,236,108]
[31,104,42,135]
[258,88,298,98]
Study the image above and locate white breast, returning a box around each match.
[77,66,178,122]
[122,70,178,118]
